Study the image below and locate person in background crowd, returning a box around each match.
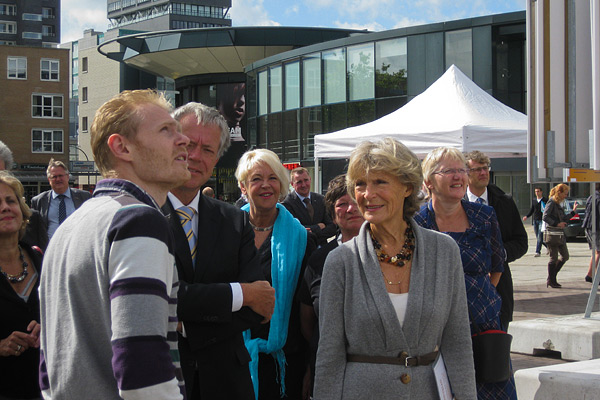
[0,171,43,400]
[0,142,47,250]
[523,187,547,257]
[315,140,476,399]
[416,146,516,399]
[583,183,600,283]
[39,89,189,399]
[164,102,274,400]
[201,186,215,198]
[542,183,578,288]
[300,174,365,398]
[30,159,91,241]
[0,140,14,171]
[465,150,527,331]
[236,149,315,399]
[283,167,337,246]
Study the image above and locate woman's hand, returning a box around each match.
[0,323,39,357]
[558,222,567,228]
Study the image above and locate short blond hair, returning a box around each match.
[347,138,423,218]
[0,171,32,239]
[464,150,490,167]
[422,147,468,186]
[90,90,172,177]
[235,149,290,201]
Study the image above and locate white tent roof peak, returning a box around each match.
[314,64,527,159]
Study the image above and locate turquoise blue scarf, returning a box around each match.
[242,203,307,399]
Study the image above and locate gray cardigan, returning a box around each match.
[314,220,476,399]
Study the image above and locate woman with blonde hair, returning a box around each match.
[542,183,578,288]
[314,139,476,399]
[415,147,516,399]
[0,171,43,399]
[235,149,315,399]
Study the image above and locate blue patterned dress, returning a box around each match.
[414,200,517,400]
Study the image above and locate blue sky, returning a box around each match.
[61,0,525,43]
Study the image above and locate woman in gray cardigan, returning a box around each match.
[314,139,476,399]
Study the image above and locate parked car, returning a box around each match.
[563,198,587,241]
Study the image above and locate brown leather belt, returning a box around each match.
[347,350,438,367]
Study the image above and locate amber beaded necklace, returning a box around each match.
[370,224,415,267]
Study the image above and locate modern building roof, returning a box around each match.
[97,26,366,79]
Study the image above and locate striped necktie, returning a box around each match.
[176,206,197,267]
[476,197,485,205]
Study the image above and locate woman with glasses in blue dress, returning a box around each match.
[414,147,517,400]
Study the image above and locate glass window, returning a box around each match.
[303,53,321,107]
[42,25,56,37]
[0,5,17,16]
[32,94,63,118]
[347,43,374,101]
[81,57,88,72]
[282,110,300,160]
[301,106,322,159]
[376,38,407,98]
[268,113,282,158]
[323,103,347,133]
[32,129,63,153]
[347,100,375,128]
[445,29,472,78]
[81,117,88,132]
[7,57,26,79]
[323,48,346,104]
[0,21,16,34]
[81,87,88,102]
[41,59,59,81]
[22,32,42,39]
[258,116,268,149]
[258,70,268,116]
[42,7,55,19]
[270,66,282,113]
[284,62,300,110]
[23,13,42,21]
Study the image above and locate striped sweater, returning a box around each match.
[39,179,184,399]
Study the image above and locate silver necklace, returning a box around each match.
[0,246,29,283]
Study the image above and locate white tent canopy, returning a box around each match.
[314,65,528,159]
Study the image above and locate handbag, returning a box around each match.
[544,226,565,246]
[469,310,513,383]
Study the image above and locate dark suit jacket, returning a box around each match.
[282,192,336,245]
[525,196,548,222]
[482,184,528,330]
[30,188,91,226]
[162,194,264,400]
[23,210,48,251]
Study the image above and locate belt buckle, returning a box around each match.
[404,356,416,367]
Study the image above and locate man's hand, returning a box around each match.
[241,281,276,323]
[317,223,325,230]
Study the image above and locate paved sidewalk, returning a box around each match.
[510,223,600,370]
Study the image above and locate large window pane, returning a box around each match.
[268,113,282,158]
[347,43,374,101]
[445,29,472,78]
[323,48,346,104]
[270,66,282,113]
[323,103,347,133]
[283,110,300,160]
[301,106,322,159]
[376,38,407,98]
[303,54,321,107]
[258,115,267,148]
[258,70,268,116]
[285,62,300,110]
[347,100,375,128]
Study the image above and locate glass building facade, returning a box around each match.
[244,12,526,182]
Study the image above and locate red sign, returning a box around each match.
[283,163,301,170]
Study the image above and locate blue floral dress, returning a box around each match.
[414,200,517,400]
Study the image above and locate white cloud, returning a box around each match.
[306,0,395,20]
[286,5,300,16]
[61,0,107,43]
[231,0,281,26]
[392,17,428,29]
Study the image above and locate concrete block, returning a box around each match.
[515,359,600,400]
[508,313,600,361]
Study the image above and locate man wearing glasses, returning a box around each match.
[465,150,528,331]
[31,159,91,240]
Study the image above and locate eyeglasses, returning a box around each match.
[433,168,469,176]
[49,174,67,180]
[469,166,491,174]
